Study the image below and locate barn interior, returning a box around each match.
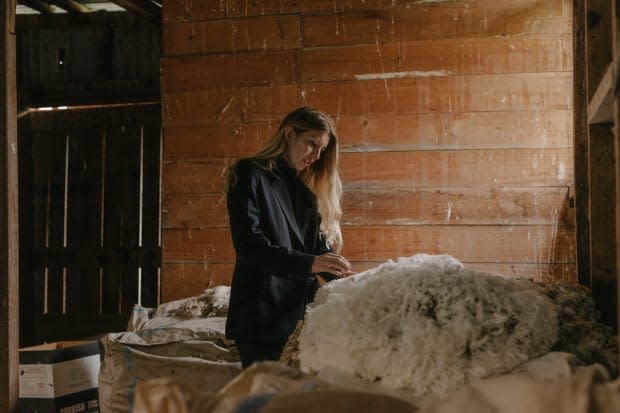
[1,0,620,411]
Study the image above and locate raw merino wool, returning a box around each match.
[544,282,618,376]
[298,254,559,401]
[157,286,230,319]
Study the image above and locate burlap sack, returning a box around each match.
[99,330,241,413]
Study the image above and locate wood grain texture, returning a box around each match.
[163,15,301,56]
[163,224,575,263]
[163,187,573,229]
[162,85,303,126]
[342,187,573,226]
[161,50,299,91]
[573,0,589,285]
[163,194,228,229]
[160,0,577,298]
[340,148,573,189]
[340,225,575,263]
[162,159,229,194]
[162,73,572,127]
[337,110,573,151]
[163,122,274,160]
[163,110,573,161]
[164,0,301,22]
[300,73,573,115]
[0,0,18,409]
[161,148,573,194]
[303,35,572,82]
[302,0,571,46]
[161,262,233,302]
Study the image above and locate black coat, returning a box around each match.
[225,159,331,346]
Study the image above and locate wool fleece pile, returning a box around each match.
[298,254,559,400]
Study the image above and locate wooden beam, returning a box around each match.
[613,0,620,359]
[109,0,161,23]
[588,62,615,124]
[19,0,55,14]
[50,0,91,13]
[574,0,591,286]
[585,0,617,329]
[0,0,19,411]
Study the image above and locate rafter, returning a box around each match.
[109,0,161,23]
[19,0,55,14]
[50,0,92,13]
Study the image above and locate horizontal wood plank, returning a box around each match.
[162,73,572,125]
[161,148,572,194]
[337,110,573,151]
[163,0,571,24]
[163,122,275,160]
[161,50,299,91]
[162,85,303,126]
[341,225,575,263]
[164,0,301,22]
[302,0,570,46]
[163,194,228,229]
[340,148,573,189]
[301,73,573,115]
[303,35,572,82]
[163,110,572,160]
[162,160,230,194]
[163,16,301,56]
[163,187,573,229]
[161,262,233,302]
[342,187,573,226]
[162,224,575,263]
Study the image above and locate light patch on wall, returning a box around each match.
[557,162,566,180]
[355,70,452,80]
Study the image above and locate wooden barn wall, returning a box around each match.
[161,0,575,302]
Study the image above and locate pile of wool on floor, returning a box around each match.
[544,282,617,376]
[297,254,561,401]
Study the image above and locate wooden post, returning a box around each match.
[574,0,591,286]
[613,0,620,367]
[583,0,618,329]
[0,0,19,412]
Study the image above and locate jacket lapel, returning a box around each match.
[270,177,305,249]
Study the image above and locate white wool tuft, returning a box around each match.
[205,285,231,312]
[298,254,559,400]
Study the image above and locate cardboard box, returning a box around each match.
[19,341,100,413]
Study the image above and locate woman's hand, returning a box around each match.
[312,253,354,278]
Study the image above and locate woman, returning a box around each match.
[225,107,352,368]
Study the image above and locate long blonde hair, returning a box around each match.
[225,107,343,252]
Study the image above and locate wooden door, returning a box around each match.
[18,103,161,346]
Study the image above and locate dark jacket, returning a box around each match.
[225,158,331,346]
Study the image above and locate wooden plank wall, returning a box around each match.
[16,13,161,107]
[161,0,575,302]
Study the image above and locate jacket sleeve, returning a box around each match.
[313,216,339,283]
[228,160,315,277]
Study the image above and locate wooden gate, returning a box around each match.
[18,103,161,346]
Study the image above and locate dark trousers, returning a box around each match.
[235,340,284,369]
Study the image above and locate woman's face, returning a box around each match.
[283,128,330,171]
